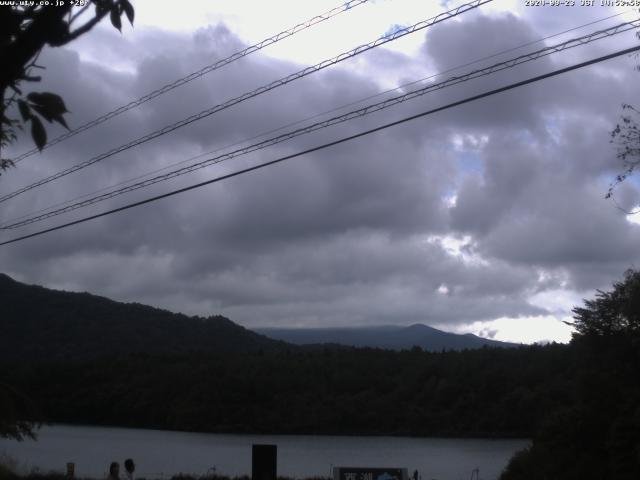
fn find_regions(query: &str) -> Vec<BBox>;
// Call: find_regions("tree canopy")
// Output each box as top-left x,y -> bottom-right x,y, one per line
571,269 -> 640,337
608,105 -> 640,207
0,0 -> 134,175
502,269 -> 640,480
0,0 -> 134,441
606,32 -> 640,207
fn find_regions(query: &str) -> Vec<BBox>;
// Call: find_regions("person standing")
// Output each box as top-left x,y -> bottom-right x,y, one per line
107,462 -> 120,480
124,459 -> 135,480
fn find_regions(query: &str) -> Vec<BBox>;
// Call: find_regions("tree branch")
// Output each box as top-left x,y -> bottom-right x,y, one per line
0,6 -> 71,86
69,3 -> 92,26
64,10 -> 109,43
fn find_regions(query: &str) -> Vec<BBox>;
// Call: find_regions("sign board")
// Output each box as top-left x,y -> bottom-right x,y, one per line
333,467 -> 408,480
252,444 -> 277,480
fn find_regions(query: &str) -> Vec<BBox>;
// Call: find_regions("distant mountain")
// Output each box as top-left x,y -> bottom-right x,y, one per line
255,324 -> 519,351
0,273 -> 286,361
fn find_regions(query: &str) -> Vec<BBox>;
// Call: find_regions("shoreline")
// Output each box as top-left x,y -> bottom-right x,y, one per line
25,422 -> 531,442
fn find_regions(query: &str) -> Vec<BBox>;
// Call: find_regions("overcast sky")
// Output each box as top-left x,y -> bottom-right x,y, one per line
2,0 -> 640,343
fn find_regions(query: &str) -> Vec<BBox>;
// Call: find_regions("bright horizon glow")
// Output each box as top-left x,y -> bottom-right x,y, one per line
451,315 -> 575,344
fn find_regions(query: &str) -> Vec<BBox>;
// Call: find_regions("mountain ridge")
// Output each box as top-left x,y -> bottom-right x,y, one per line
0,273 -> 286,361
255,323 -> 519,351
0,273 -> 517,362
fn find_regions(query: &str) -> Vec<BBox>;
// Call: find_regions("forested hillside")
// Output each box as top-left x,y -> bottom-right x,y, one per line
0,272 -> 571,439
3,270 -> 639,479
4,344 -> 572,438
0,273 -> 285,361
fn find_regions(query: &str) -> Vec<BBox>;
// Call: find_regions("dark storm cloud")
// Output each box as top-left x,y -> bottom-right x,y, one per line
1,7 -> 640,340
437,12 -> 640,291
164,230 -> 547,326
421,12 -> 555,133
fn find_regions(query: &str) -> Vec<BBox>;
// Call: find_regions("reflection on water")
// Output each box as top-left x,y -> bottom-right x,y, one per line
0,425 -> 528,480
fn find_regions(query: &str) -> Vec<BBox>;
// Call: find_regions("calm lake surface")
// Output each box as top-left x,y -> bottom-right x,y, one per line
0,425 -> 528,480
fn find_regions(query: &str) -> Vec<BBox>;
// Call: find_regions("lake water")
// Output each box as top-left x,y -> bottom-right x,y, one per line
0,425 -> 528,480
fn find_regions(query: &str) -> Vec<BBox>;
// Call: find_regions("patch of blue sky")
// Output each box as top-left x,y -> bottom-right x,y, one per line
442,188 -> 458,208
596,170 -> 640,190
382,23 -> 407,39
441,151 -> 484,207
624,175 -> 640,189
457,150 -> 484,175
545,117 -> 562,144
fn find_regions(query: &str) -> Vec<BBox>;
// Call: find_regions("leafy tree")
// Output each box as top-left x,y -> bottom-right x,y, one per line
0,0 -> 134,176
607,30 -> 640,207
0,0 -> 134,441
608,105 -> 640,206
570,269 -> 640,337
501,270 -> 640,480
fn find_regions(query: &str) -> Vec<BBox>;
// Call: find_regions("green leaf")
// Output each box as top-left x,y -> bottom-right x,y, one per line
52,114 -> 69,130
26,92 -> 68,117
110,5 -> 122,32
31,104 -> 55,123
27,92 -> 70,130
94,0 -> 109,15
30,116 -> 47,151
29,104 -> 69,129
17,100 -> 31,122
121,0 -> 134,25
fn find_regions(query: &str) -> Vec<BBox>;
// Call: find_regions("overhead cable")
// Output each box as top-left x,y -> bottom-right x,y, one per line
10,0 -> 372,163
0,0 -> 493,205
4,10 -> 629,229
1,44 -> 638,247
6,7 -> 629,227
3,19 -> 638,230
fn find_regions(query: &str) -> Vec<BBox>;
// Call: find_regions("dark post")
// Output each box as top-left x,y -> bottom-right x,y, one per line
66,462 -> 75,478
252,444 -> 277,480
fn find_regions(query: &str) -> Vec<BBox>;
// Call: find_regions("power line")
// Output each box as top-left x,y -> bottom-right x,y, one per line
10,0 -> 372,163
3,19 -> 638,230
2,44 -> 638,247
5,9 -> 629,227
0,0 -> 492,205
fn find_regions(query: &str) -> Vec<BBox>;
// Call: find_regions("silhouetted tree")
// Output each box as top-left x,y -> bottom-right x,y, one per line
0,0 -> 134,441
570,269 -> 640,337
607,29 -> 640,208
501,270 -> 640,480
608,104 -> 640,206
0,0 -> 134,175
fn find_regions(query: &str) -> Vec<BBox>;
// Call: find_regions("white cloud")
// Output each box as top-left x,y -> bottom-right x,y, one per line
527,288 -> 584,316
627,212 -> 640,225
454,315 -> 575,344
426,235 -> 489,266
